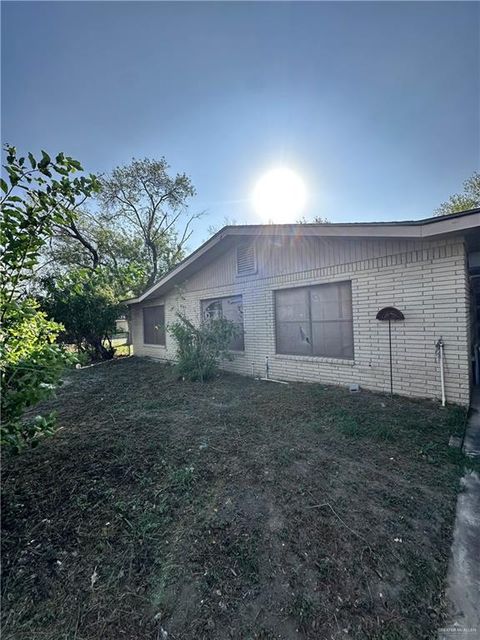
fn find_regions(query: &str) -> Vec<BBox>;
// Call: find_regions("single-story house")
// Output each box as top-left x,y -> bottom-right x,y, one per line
125,208 -> 480,406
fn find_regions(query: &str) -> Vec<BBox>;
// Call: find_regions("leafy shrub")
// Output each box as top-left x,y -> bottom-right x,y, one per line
41,267 -> 124,362
0,145 -> 99,451
0,299 -> 77,452
169,313 -> 240,381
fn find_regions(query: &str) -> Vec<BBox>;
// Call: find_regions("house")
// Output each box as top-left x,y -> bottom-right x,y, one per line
115,316 -> 129,334
125,209 -> 480,406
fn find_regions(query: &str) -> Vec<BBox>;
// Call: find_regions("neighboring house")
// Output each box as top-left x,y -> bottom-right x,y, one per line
115,317 -> 129,334
125,209 -> 480,406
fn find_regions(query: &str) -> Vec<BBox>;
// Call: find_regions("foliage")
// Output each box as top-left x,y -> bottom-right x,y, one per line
41,268 -> 124,361
296,215 -> 329,223
99,157 -> 199,289
434,171 -> 480,216
0,299 -> 76,452
0,144 -> 99,450
1,144 -> 100,306
169,313 -> 239,381
48,209 -> 152,298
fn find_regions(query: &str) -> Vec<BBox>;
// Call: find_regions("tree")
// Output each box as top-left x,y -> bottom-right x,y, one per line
434,172 -> 480,216
99,158 -> 199,290
42,268 -> 123,361
296,215 -> 329,224
0,145 -> 99,450
47,209 -> 151,297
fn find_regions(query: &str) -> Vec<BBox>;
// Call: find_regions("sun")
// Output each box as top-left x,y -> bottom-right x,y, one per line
252,167 -> 307,223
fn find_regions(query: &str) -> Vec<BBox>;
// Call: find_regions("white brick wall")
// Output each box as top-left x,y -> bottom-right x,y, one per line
130,236 -> 471,406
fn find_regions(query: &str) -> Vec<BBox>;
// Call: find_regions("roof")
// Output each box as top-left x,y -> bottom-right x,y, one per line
125,207 -> 480,305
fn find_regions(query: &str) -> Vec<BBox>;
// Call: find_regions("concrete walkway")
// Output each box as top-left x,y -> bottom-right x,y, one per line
439,388 -> 480,640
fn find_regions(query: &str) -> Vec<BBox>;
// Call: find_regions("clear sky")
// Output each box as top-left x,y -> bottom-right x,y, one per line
2,1 -> 479,247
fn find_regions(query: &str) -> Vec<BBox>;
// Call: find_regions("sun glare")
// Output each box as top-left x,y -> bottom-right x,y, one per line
252,167 -> 307,223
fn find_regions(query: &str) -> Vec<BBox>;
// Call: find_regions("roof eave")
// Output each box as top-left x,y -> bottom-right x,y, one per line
126,208 -> 480,306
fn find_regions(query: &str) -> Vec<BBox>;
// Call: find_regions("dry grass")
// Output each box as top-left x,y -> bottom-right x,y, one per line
1,357 -> 471,639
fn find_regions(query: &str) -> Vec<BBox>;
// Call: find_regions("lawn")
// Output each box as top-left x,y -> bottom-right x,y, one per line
1,357 -> 470,639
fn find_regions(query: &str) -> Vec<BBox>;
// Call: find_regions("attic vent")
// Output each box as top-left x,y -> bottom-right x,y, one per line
236,244 -> 256,275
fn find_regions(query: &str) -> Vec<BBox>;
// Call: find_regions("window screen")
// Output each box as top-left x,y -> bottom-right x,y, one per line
202,295 -> 244,351
275,281 -> 353,359
143,305 -> 166,345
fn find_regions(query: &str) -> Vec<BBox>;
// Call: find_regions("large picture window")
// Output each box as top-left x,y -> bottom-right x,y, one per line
201,295 -> 244,351
143,305 -> 166,345
275,281 -> 353,359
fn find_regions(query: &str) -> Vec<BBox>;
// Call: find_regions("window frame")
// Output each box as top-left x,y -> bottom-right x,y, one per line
274,281 -> 354,361
201,294 -> 245,352
142,304 -> 166,346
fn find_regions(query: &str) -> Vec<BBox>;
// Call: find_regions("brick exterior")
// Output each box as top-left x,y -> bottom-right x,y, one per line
130,236 -> 471,406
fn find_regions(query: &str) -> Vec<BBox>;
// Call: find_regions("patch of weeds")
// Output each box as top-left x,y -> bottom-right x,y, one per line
150,561 -> 177,611
419,442 -> 477,471
369,629 -> 409,640
445,404 -> 467,436
321,407 -> 359,433
288,594 -> 316,628
314,557 -> 335,581
418,441 -> 443,464
323,406 -> 398,442
400,553 -> 440,608
233,537 -> 259,581
169,465 -> 195,491
274,447 -> 295,465
135,503 -> 169,539
73,494 -> 91,510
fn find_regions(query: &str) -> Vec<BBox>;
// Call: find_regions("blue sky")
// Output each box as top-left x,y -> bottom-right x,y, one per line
2,1 -> 479,247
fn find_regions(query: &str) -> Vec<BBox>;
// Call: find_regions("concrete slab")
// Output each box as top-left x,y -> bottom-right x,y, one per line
439,470 -> 480,639
438,389 -> 480,639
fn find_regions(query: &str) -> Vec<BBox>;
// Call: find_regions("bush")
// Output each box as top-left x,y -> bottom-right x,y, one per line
0,299 -> 77,452
0,145 -> 99,451
169,313 -> 240,381
41,268 -> 124,362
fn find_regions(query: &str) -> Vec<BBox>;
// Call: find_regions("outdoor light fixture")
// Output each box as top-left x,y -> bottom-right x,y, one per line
376,306 -> 405,396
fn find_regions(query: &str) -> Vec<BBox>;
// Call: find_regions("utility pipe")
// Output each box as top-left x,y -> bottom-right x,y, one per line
257,355 -> 288,384
435,337 -> 446,407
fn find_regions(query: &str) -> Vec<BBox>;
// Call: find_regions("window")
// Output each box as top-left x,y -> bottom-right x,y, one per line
275,281 -> 353,359
143,305 -> 165,345
201,295 -> 244,351
236,244 -> 256,275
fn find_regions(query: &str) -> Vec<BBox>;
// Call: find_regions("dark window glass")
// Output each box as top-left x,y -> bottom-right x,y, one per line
143,305 -> 165,345
275,282 -> 353,359
202,295 -> 244,351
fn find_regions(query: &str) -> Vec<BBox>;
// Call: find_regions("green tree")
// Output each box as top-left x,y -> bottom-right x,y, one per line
434,172 -> 480,216
48,209 -> 150,297
99,158 -> 200,289
41,268 -> 124,361
1,145 -> 99,451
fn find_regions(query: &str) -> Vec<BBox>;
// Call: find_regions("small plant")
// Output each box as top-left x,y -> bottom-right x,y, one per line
169,312 -> 240,382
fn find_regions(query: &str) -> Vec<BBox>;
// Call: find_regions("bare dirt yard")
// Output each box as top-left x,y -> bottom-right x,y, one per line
1,357 -> 472,639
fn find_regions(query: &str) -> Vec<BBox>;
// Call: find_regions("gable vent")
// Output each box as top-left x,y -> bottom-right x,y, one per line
236,244 -> 256,275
